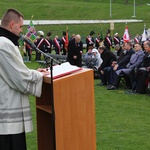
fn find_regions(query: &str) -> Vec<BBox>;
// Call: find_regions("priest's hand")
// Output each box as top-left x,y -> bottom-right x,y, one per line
37,68 -> 50,76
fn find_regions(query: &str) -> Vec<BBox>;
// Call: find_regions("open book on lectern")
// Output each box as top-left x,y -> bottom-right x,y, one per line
46,62 -> 82,79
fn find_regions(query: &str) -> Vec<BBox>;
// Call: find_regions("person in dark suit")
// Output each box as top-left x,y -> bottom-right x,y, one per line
113,33 -> 121,46
86,31 -> 95,52
53,35 -> 61,54
104,32 -> 112,50
107,42 -> 135,90
61,31 -> 67,55
97,46 -> 117,85
95,33 -> 103,49
24,43 -> 32,61
67,34 -> 83,67
45,31 -> 53,54
35,31 -> 53,61
34,31 -> 45,61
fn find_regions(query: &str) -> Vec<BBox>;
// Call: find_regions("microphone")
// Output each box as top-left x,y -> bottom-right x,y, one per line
19,34 -> 37,50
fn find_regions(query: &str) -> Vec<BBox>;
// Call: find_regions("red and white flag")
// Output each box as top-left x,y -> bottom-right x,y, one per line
123,25 -> 130,42
65,26 -> 69,50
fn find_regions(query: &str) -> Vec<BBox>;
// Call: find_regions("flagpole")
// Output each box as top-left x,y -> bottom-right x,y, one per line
132,0 -> 136,17
110,0 -> 112,18
31,15 -> 33,20
99,21 -> 103,39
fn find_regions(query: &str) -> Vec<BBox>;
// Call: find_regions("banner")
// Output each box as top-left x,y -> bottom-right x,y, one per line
25,19 -> 36,42
65,26 -> 69,50
141,27 -> 147,42
123,25 -> 130,42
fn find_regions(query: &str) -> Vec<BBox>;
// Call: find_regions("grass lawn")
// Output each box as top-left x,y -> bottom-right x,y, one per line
0,0 -> 150,39
24,54 -> 150,150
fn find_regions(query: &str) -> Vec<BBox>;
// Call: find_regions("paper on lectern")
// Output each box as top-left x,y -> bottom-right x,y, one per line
46,62 -> 82,79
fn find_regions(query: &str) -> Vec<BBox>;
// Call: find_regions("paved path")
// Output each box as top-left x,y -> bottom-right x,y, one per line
22,19 -> 143,25
0,19 -> 143,25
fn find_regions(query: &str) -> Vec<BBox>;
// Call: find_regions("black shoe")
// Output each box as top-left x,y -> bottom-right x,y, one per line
107,85 -> 116,90
107,84 -> 112,88
124,90 -> 137,94
97,82 -> 107,86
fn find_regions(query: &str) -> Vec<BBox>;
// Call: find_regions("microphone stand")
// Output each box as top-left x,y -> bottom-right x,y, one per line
34,47 -> 59,150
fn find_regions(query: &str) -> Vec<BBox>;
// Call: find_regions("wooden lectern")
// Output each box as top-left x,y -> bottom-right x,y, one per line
36,68 -> 96,150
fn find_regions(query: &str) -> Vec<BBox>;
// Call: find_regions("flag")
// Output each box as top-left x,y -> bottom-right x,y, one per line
25,19 -> 36,42
65,26 -> 69,50
141,27 -> 147,42
99,24 -> 103,40
123,25 -> 130,42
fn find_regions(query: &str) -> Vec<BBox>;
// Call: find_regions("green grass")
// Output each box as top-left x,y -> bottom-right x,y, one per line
24,54 -> 150,150
0,0 -> 150,41
94,80 -> 150,149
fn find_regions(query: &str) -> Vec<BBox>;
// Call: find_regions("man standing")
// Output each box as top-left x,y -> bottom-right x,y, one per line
53,35 -> 61,54
67,34 -> 83,67
0,8 -> 49,150
34,30 -> 45,61
104,32 -> 112,50
86,31 -> 95,52
61,31 -> 67,55
95,33 -> 103,49
45,31 -> 53,54
113,33 -> 120,46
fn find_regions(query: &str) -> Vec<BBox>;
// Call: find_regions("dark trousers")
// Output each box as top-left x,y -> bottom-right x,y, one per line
128,68 -> 149,93
104,66 -> 113,85
122,72 -> 132,88
25,47 -> 32,61
113,75 -> 121,88
136,70 -> 149,94
126,69 -> 137,91
36,51 -> 41,61
0,132 -> 27,150
111,66 -> 126,86
62,48 -> 66,55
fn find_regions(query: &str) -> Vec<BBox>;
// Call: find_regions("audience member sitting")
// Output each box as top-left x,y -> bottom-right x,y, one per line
91,48 -> 103,70
84,46 -> 93,59
114,44 -> 123,59
107,42 -> 135,90
97,46 -> 117,86
83,47 -> 102,70
126,42 -> 150,94
108,43 -> 145,90
102,43 -> 126,87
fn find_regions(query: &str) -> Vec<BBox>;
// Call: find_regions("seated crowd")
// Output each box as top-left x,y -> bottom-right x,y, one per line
97,41 -> 150,95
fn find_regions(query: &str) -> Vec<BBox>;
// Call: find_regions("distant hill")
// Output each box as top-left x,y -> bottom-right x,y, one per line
0,0 -> 150,39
